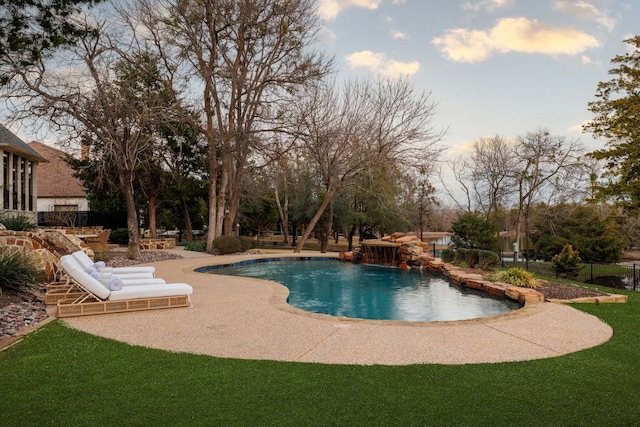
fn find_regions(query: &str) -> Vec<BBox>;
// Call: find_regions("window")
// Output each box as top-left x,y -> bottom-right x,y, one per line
12,155 -> 17,210
2,152 -> 8,209
20,158 -> 26,210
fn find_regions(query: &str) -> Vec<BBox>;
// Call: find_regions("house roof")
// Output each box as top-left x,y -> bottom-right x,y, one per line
0,124 -> 46,162
28,141 -> 87,198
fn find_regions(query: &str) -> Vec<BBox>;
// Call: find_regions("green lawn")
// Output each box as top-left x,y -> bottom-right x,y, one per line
2,291 -> 639,426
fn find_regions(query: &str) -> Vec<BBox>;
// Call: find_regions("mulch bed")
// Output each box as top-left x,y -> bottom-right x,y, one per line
536,281 -> 609,300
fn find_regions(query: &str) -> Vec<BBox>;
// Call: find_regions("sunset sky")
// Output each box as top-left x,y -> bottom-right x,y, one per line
317,0 -> 638,160
4,0 -> 639,194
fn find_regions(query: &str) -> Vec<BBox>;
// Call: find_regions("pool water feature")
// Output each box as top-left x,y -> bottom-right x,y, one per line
202,258 -> 521,322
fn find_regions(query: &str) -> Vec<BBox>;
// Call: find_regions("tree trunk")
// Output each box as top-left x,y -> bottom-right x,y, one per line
291,221 -> 297,247
320,199 -> 334,253
294,187 -> 340,253
347,224 -> 356,251
148,191 -> 157,239
225,174 -> 242,236
216,148 -> 230,236
274,179 -> 290,246
180,195 -> 194,243
206,138 -> 218,253
121,170 -> 140,259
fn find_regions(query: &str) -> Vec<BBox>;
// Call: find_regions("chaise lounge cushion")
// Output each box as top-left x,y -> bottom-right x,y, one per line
107,283 -> 193,301
96,268 -> 157,280
61,258 -> 110,299
61,255 -> 166,286
71,251 -> 156,276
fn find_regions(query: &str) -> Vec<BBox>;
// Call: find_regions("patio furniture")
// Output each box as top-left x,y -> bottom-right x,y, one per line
71,250 -> 156,276
54,257 -> 192,318
83,229 -> 111,253
46,255 -> 165,306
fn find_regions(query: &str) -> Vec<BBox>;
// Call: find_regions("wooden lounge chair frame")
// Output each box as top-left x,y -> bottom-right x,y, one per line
56,293 -> 191,318
45,281 -> 84,305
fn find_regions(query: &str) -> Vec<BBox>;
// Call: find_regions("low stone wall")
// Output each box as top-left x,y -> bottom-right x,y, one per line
342,247 -> 627,306
140,238 -> 176,250
426,258 -> 627,305
0,231 -> 62,281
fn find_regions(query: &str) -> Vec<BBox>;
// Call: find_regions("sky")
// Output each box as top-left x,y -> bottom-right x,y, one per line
315,0 -> 638,162
4,0 -> 638,202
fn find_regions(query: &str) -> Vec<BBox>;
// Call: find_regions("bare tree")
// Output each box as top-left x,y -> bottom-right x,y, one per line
292,77 -> 444,253
268,142 -> 294,246
469,135 -> 516,219
511,128 -> 583,260
128,0 -> 333,252
446,135 -> 516,218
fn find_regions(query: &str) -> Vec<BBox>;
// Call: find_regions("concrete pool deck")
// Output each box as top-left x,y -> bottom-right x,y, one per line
57,249 -> 614,365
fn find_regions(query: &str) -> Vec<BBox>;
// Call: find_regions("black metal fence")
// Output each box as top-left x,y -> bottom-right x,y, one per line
37,211 -> 127,229
501,259 -> 639,292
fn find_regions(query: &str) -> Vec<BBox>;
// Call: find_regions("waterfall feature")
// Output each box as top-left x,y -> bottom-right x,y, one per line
360,240 -> 400,266
340,233 -> 438,269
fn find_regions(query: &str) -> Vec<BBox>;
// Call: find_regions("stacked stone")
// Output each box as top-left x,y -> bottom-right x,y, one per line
139,238 -> 177,250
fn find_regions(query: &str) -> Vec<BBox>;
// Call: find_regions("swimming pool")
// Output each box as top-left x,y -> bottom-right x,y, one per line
201,258 -> 521,322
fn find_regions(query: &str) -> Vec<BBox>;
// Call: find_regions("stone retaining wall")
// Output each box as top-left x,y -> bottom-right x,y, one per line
342,248 -> 628,306
426,258 -> 627,305
0,231 -> 62,281
139,238 -> 176,250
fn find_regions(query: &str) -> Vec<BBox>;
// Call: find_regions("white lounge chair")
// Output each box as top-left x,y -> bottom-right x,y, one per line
60,255 -> 164,285
71,250 -> 156,276
47,255 -> 167,305
55,257 -> 192,318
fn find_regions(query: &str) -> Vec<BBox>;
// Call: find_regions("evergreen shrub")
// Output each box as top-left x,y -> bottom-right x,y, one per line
441,248 -> 455,263
477,250 -> 499,270
185,241 -> 207,252
109,228 -> 129,245
464,249 -> 480,268
552,243 -> 583,279
454,248 -> 467,265
213,235 -> 242,254
238,236 -> 257,251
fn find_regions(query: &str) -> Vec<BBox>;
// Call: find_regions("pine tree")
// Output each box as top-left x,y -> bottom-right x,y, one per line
584,35 -> 640,212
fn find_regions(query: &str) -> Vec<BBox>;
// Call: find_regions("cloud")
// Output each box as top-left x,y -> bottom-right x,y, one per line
581,55 -> 600,66
319,26 -> 337,45
553,1 -> 616,32
432,29 -> 494,63
432,17 -> 600,63
346,50 -> 420,77
391,30 -> 408,40
461,0 -> 514,13
569,119 -> 591,133
317,0 -> 383,21
448,139 -> 477,156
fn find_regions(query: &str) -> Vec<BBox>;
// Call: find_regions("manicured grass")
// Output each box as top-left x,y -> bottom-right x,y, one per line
2,291 -> 640,426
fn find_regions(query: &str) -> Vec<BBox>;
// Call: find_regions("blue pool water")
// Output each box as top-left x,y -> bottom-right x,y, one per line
201,258 -> 521,322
